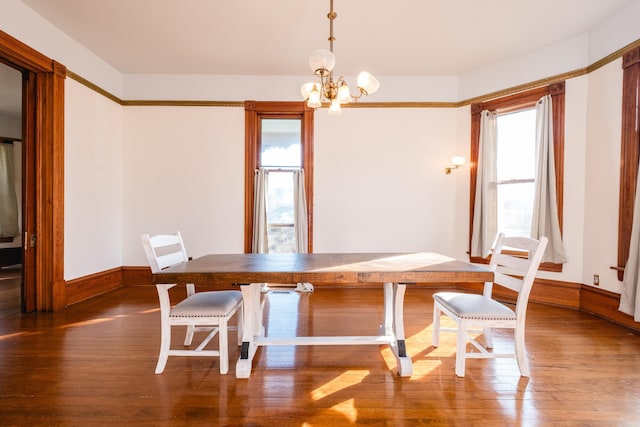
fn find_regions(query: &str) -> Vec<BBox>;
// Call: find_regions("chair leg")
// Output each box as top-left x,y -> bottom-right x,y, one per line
155,321 -> 172,374
483,326 -> 494,349
455,321 -> 466,377
514,327 -> 530,377
219,319 -> 229,375
184,325 -> 195,346
432,304 -> 441,347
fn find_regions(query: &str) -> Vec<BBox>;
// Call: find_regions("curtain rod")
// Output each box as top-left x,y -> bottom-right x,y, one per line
0,136 -> 21,143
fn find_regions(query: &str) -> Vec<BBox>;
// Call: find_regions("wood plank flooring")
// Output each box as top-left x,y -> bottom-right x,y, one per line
1,283 -> 639,426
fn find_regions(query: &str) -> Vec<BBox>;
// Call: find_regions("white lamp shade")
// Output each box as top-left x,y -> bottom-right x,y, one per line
300,82 -> 316,100
451,156 -> 465,166
337,83 -> 351,104
309,49 -> 335,75
307,85 -> 322,108
328,98 -> 342,116
356,71 -> 380,95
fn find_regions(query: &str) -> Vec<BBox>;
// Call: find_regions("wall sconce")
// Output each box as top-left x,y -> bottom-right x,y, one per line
445,156 -> 465,174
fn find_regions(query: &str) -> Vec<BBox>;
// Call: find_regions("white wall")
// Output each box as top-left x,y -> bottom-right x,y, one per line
547,76 -> 589,284
582,60 -> 624,293
121,106 -> 245,265
122,74 -> 461,103
313,107 -> 463,255
64,79 -> 123,279
5,0 -> 640,292
60,66 -> 626,289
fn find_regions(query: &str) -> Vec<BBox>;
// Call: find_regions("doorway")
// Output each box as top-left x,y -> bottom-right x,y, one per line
0,29 -> 66,312
0,62 -> 23,315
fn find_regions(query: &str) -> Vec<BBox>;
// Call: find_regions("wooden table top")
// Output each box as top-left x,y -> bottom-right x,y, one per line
152,252 -> 493,286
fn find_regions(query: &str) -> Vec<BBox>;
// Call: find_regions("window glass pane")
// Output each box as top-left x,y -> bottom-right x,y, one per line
496,109 -> 536,181
267,172 -> 294,224
497,182 -> 534,237
496,108 -> 536,238
260,119 -> 301,253
261,119 -> 301,168
266,171 -> 295,253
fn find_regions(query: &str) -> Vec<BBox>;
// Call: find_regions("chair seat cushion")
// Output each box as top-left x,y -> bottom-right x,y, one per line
433,292 -> 515,320
170,290 -> 242,318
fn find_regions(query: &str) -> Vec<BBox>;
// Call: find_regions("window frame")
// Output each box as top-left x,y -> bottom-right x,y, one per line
469,82 -> 565,271
244,101 -> 314,254
617,47 -> 640,280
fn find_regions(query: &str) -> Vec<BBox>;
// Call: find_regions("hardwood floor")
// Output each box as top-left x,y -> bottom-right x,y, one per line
0,284 -> 639,426
0,267 -> 21,316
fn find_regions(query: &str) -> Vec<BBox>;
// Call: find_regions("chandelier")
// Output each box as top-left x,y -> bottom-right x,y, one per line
300,0 -> 380,116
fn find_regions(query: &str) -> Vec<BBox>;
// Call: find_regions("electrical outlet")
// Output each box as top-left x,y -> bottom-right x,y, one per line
593,274 -> 600,286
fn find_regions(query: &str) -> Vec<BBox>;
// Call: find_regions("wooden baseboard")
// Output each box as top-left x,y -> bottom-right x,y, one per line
121,266 -> 152,286
457,277 -> 582,309
65,267 -> 122,306
580,285 -> 640,333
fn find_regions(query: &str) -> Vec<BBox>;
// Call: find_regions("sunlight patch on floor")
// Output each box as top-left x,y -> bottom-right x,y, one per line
0,330 -> 41,340
329,398 -> 357,423
311,370 -> 370,402
59,317 -> 113,328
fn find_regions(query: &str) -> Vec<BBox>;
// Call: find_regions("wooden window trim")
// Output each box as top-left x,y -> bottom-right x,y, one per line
244,101 -> 314,253
469,82 -> 565,272
617,47 -> 640,280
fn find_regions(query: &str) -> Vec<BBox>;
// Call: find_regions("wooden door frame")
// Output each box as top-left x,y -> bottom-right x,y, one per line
0,29 -> 65,311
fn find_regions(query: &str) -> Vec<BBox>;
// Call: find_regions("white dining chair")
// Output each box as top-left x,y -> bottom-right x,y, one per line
141,231 -> 243,374
432,233 -> 548,377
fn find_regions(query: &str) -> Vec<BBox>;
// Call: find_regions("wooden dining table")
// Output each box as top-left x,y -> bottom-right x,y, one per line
152,252 -> 494,378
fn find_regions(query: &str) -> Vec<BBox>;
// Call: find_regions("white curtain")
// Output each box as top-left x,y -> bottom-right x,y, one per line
0,143 -> 19,238
531,95 -> 567,263
471,110 -> 498,257
620,167 -> 640,320
252,169 -> 269,254
292,169 -> 308,254
293,169 -> 313,292
252,169 -> 313,292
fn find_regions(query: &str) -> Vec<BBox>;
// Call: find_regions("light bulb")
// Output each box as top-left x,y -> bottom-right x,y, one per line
328,98 -> 342,116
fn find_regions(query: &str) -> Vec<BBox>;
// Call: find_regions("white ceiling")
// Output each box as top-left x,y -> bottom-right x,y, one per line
18,0 -> 634,76
0,0 -> 634,120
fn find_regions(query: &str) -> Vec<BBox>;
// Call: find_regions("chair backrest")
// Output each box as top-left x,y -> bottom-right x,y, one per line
141,232 -> 189,273
487,233 -> 548,317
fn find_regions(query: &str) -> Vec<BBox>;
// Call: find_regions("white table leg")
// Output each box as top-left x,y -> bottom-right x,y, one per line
392,283 -> 413,377
380,282 -> 394,336
236,283 -> 262,378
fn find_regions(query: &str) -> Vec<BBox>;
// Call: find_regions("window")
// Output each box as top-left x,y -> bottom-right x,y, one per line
244,101 -> 314,253
496,108 -> 537,237
261,119 -> 300,253
470,82 -> 565,271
